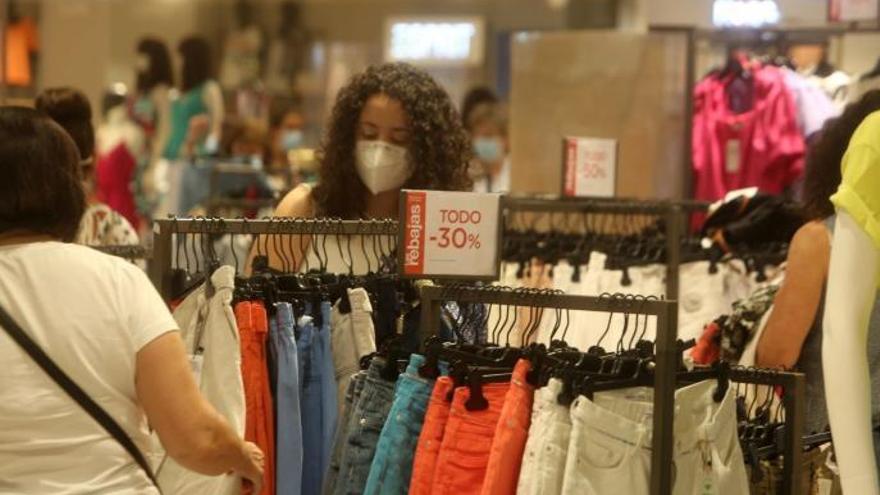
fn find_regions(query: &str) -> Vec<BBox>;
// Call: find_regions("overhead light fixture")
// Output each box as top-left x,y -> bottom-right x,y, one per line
712,0 -> 781,28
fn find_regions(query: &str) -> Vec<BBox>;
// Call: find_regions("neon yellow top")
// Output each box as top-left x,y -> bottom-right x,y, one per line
832,111 -> 880,250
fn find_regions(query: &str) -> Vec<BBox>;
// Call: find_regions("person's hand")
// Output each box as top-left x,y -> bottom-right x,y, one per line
238,441 -> 265,494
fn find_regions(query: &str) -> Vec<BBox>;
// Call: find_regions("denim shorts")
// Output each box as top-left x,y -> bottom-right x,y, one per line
332,357 -> 396,495
364,354 -> 436,495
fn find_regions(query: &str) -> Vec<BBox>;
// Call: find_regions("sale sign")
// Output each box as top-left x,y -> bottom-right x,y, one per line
562,136 -> 618,198
399,190 -> 502,280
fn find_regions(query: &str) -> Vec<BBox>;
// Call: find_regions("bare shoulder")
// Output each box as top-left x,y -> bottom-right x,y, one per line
788,220 -> 831,264
274,184 -> 316,219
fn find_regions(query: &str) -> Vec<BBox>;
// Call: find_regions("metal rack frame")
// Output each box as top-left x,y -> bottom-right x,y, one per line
728,367 -> 806,495
149,217 -> 398,299
420,285 -> 807,495
502,195 -> 709,300
419,285 -> 680,495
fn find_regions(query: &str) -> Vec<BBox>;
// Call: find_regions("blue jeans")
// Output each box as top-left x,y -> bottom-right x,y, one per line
298,303 -> 337,495
324,371 -> 368,495
332,357 -> 396,495
271,303 -> 303,495
363,354 -> 436,495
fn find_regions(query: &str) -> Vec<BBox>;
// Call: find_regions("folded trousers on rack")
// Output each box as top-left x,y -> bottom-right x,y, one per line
747,444 -> 841,495
330,287 -> 376,412
270,302 -> 303,495
516,378 -> 571,495
297,302 -> 337,495
324,371 -> 368,495
409,376 -> 455,495
481,359 -> 534,495
364,354 -> 437,495
560,380 -> 748,495
430,381 -> 511,495
332,357 -> 396,495
235,300 -> 276,495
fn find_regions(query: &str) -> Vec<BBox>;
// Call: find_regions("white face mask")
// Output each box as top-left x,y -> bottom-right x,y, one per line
355,140 -> 411,194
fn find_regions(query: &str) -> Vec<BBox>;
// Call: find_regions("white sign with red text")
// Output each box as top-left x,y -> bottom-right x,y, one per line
562,136 -> 618,198
400,190 -> 501,279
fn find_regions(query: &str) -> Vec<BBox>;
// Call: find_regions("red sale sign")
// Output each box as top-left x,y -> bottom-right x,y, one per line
399,190 -> 502,280
562,136 -> 618,198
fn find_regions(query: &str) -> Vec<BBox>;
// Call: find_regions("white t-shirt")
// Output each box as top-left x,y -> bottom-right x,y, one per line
0,241 -> 178,494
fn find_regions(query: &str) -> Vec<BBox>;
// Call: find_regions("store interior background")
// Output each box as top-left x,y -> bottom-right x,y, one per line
7,0 -> 880,200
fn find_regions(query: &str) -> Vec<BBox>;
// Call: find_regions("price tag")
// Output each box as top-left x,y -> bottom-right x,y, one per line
399,190 -> 502,280
562,136 -> 618,198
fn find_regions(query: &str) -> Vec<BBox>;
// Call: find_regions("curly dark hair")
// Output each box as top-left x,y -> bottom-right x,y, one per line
802,89 -> 880,221
312,63 -> 473,218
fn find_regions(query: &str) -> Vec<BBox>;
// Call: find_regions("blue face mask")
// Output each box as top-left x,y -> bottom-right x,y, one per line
473,137 -> 503,162
280,130 -> 304,151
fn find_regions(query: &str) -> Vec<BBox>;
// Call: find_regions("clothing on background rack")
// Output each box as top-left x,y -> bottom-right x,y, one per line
693,60 -> 806,204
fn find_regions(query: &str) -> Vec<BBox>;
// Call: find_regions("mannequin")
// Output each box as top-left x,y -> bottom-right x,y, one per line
823,212 -> 880,491
823,111 -> 880,493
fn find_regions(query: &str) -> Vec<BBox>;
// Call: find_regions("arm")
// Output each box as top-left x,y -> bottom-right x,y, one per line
823,211 -> 880,493
151,86 -> 172,164
203,81 -> 225,153
136,332 -> 263,485
244,184 -> 314,274
756,222 -> 830,368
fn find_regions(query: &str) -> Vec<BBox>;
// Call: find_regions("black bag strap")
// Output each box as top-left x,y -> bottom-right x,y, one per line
0,303 -> 161,491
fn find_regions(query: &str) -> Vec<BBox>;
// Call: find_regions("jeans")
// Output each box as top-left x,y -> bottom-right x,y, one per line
333,357 -> 396,495
271,302 -> 303,495
409,377 -> 455,495
297,302 -> 338,495
560,380 -> 748,495
364,355 -> 436,495
516,378 -> 571,495
330,288 -> 377,411
324,371 -> 368,495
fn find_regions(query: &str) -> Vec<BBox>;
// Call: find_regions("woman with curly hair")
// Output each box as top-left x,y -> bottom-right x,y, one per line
262,62 -> 472,272
756,89 -> 880,436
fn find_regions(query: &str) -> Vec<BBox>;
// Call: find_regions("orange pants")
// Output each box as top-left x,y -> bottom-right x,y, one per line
409,377 -> 455,495
430,381 -> 510,495
480,359 -> 535,495
235,301 -> 276,495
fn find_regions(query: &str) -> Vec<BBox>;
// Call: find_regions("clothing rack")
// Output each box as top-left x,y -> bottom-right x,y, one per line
91,244 -> 152,260
149,217 -> 399,300
502,195 -> 710,301
728,366 -> 806,495
419,284 -> 680,495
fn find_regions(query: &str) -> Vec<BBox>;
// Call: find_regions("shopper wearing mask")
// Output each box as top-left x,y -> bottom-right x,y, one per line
36,87 -> 140,247
260,62 -> 472,273
467,102 -> 511,193
756,90 -> 880,438
268,99 -> 306,170
0,106 -> 264,493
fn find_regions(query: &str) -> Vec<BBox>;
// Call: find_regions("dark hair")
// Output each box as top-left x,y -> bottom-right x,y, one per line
136,38 -> 174,93
35,87 -> 95,161
179,37 -> 213,92
802,89 -> 880,220
0,107 -> 85,242
312,63 -> 473,218
461,86 -> 498,129
269,95 -> 303,129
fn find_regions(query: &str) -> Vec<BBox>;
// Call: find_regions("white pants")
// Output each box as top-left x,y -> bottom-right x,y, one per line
517,379 -> 572,495
156,265 -> 245,495
561,380 -> 748,495
330,287 -> 376,410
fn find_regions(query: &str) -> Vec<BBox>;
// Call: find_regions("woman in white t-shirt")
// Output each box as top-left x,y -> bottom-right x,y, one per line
0,107 -> 263,493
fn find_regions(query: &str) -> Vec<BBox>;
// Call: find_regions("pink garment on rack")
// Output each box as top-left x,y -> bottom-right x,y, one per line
692,64 -> 805,204
95,142 -> 140,230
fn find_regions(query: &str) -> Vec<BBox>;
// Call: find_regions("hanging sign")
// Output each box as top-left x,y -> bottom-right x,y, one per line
562,136 -> 618,198
829,0 -> 879,22
399,190 -> 502,280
